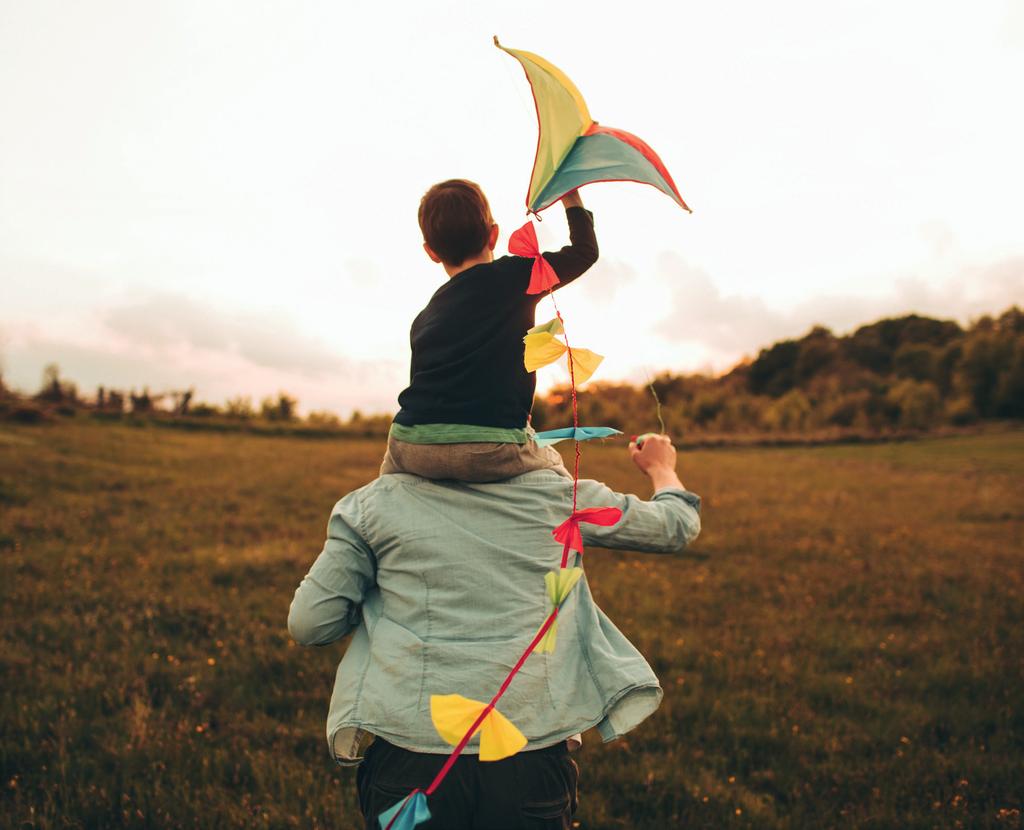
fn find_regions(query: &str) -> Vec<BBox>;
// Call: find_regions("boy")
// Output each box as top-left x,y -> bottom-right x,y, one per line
380,179 -> 598,482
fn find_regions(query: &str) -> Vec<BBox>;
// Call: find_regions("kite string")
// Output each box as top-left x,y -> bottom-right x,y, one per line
421,608 -> 560,797
387,276 -> 585,827
384,609 -> 561,828
646,371 -> 666,435
549,293 -> 580,524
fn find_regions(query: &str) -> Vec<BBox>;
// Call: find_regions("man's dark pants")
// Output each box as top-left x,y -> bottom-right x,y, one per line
357,738 -> 579,829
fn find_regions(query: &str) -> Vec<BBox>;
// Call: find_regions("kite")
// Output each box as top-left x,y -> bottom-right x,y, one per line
524,317 -> 603,384
376,39 -> 689,830
495,37 -> 690,215
533,426 -> 622,447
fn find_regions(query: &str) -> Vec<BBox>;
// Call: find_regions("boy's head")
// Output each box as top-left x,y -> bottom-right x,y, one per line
418,179 -> 498,268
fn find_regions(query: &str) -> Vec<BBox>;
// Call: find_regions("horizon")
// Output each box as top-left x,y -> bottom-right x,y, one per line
7,302 -> 1019,417
2,1 -> 1022,417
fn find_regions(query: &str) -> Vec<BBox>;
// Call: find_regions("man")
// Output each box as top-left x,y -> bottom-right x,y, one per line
288,435 -> 701,829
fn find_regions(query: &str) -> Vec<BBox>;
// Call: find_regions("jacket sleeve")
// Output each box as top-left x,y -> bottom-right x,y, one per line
542,206 -> 599,289
287,490 -> 377,646
575,479 -> 702,554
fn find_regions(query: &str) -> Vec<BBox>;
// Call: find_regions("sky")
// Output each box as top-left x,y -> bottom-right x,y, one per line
1,0 -> 1022,415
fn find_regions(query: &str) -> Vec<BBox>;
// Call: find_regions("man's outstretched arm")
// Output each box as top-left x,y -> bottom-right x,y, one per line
578,435 -> 701,554
287,491 -> 377,646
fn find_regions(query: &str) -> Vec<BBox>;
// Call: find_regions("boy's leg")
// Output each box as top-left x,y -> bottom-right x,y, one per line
443,441 -> 572,482
382,436 -> 572,482
518,439 -> 573,479
380,436 -> 459,479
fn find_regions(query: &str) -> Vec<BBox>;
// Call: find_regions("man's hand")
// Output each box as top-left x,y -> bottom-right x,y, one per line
561,189 -> 584,210
628,434 -> 685,492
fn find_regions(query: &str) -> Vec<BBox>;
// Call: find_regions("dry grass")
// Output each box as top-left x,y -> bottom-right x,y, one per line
1,421 -> 1021,829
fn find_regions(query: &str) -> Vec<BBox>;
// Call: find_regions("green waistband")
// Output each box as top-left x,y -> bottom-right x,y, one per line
389,422 -> 529,445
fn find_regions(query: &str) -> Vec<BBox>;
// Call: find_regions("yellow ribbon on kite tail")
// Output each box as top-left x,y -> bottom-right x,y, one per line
535,567 -> 584,654
523,319 -> 603,384
430,694 -> 528,762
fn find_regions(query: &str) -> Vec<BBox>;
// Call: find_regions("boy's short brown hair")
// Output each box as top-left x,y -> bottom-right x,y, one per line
418,179 -> 493,267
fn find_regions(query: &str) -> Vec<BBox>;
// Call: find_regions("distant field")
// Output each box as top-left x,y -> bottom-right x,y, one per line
1,421 -> 1022,829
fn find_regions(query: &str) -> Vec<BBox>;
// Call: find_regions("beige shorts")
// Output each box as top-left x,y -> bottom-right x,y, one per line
380,435 -> 572,482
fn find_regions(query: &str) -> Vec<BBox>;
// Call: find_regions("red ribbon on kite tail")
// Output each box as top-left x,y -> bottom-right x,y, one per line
509,222 -> 559,294
552,507 -> 624,559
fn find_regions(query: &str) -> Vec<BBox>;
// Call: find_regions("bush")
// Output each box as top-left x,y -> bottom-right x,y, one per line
761,389 -> 811,432
945,396 -> 978,426
224,397 -> 255,420
261,393 -> 297,422
821,390 -> 871,428
888,379 -> 942,430
8,403 -> 48,424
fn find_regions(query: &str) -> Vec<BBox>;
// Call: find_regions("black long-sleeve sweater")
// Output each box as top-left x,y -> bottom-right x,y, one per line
394,207 -> 598,429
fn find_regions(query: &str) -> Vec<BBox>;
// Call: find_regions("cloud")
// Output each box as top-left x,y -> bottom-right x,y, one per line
2,292 -> 405,415
570,258 -> 638,300
652,254 -> 787,352
654,252 -> 1024,364
102,293 -> 347,376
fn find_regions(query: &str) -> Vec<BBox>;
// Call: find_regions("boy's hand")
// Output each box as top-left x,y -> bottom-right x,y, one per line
561,189 -> 584,210
628,434 -> 685,492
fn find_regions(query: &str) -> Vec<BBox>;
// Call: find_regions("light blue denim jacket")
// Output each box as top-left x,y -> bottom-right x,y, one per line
287,469 -> 702,765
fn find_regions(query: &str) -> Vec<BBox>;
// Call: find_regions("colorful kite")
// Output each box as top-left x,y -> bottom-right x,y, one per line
377,39 -> 689,830
495,37 -> 690,215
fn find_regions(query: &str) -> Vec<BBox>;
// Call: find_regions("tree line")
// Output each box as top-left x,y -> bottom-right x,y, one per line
2,306 -> 1021,439
531,306 -> 1024,436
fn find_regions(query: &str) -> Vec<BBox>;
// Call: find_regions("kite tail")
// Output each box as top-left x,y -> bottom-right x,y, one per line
379,219 -> 621,830
423,609 -> 559,795
550,294 -> 581,523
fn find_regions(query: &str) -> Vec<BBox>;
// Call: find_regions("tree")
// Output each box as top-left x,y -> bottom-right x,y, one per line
794,326 -> 838,384
888,379 -> 942,430
36,363 -> 77,404
130,388 -> 153,413
224,396 -> 255,420
761,389 -> 811,432
893,343 -> 938,382
748,339 -> 800,397
958,330 -> 1013,417
995,336 -> 1024,417
170,388 -> 194,416
261,393 -> 297,422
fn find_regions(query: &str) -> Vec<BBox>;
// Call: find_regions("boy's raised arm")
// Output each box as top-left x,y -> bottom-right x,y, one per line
287,491 -> 377,646
541,190 -> 599,287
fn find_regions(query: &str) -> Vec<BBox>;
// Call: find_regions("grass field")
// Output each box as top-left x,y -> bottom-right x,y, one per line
1,421 -> 1022,829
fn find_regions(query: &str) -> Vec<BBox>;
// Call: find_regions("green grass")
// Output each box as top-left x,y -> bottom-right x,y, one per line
1,422 -> 1022,829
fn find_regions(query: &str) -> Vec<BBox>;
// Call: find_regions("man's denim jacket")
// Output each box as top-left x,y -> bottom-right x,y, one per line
287,469 -> 702,765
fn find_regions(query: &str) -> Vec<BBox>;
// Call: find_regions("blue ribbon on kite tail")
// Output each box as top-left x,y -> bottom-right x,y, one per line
533,426 -> 623,448
378,790 -> 431,830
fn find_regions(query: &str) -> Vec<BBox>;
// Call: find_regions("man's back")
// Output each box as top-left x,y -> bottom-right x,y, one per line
287,467 -> 701,762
